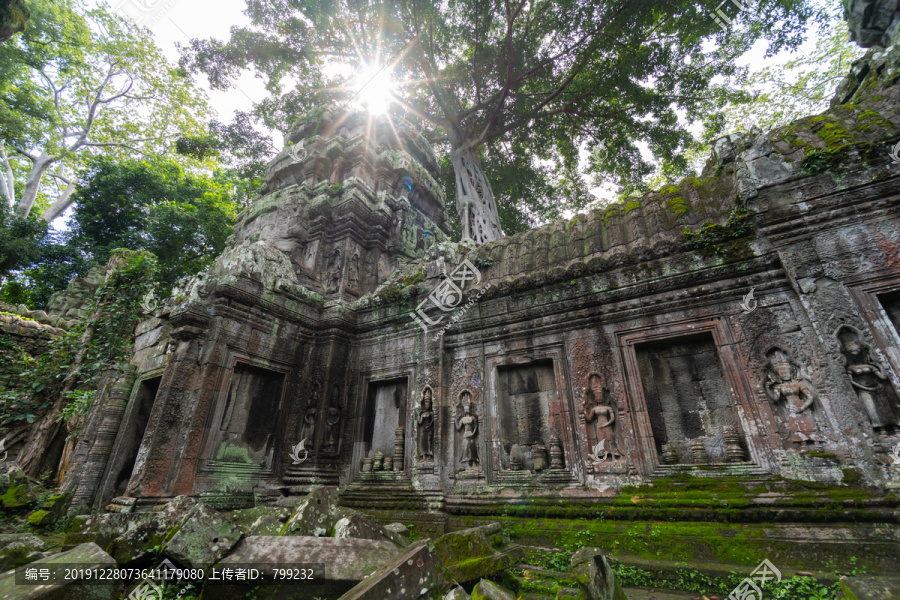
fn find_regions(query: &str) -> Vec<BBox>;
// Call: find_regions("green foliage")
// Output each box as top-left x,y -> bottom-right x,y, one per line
56,389 -> 94,438
180,0 -> 820,232
0,0 -> 212,219
682,205 -> 756,255
0,211 -> 47,276
216,441 -> 253,464
647,0 -> 862,191
0,249 -> 157,432
70,156 -> 237,291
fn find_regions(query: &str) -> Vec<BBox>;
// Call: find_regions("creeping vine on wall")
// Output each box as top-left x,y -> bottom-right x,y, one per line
0,249 -> 158,435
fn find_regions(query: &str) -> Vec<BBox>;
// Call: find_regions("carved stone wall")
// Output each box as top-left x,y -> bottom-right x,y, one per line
66,30 -> 900,512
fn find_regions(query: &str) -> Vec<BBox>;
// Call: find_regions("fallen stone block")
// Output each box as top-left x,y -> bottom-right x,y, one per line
471,579 -> 516,600
337,541 -> 440,599
384,523 -> 411,546
0,534 -> 45,572
555,587 -> 588,599
839,575 -> 900,599
282,486 -> 340,536
570,548 -> 627,600
225,506 -> 291,535
0,465 -> 37,510
62,514 -> 130,550
434,523 -> 515,583
333,512 -> 406,547
219,535 -> 402,585
108,496 -> 200,565
444,586 -> 471,599
0,542 -> 120,600
163,503 -> 244,569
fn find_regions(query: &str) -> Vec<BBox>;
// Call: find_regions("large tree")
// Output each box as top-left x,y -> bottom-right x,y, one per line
181,0 -> 822,242
1,155 -> 242,309
0,0 -> 211,221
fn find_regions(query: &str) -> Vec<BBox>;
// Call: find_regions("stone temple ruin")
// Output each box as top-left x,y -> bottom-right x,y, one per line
2,3 -> 900,599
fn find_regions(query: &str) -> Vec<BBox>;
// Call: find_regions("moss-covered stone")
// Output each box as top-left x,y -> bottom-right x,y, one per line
471,579 -> 516,600
163,503 -> 244,569
0,533 -> 45,572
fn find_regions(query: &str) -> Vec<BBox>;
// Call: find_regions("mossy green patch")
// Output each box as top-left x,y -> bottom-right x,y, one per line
25,510 -> 49,526
0,484 -> 32,509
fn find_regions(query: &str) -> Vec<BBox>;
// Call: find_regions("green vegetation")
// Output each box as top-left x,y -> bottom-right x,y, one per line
682,205 -> 756,258
0,249 -> 156,475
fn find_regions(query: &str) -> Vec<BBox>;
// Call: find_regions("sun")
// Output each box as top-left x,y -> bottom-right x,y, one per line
353,66 -> 394,115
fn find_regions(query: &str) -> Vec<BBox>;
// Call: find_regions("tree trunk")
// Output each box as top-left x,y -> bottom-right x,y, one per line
15,156 -> 52,219
450,144 -> 504,244
41,180 -> 76,222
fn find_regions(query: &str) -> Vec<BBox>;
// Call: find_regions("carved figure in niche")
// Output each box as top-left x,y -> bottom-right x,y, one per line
363,252 -> 375,280
298,383 -> 320,447
304,240 -> 317,268
348,252 -> 360,288
326,246 -> 344,293
837,327 -> 900,435
583,373 -> 621,461
456,390 -> 479,470
764,348 -> 824,448
323,384 -> 342,452
416,387 -> 435,461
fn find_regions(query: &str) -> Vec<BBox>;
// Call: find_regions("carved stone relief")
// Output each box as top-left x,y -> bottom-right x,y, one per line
323,384 -> 343,454
583,373 -> 622,462
837,326 -> 900,435
298,382 -> 320,451
416,386 -> 435,461
455,390 -> 479,472
763,347 -> 824,450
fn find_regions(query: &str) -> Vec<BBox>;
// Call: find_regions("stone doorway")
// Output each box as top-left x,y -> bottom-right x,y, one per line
210,363 -> 286,470
354,378 -> 408,477
496,361 -> 556,471
635,333 -> 743,465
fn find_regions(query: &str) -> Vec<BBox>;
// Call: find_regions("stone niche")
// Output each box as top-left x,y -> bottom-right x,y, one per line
108,376 -> 160,498
205,363 -> 286,470
496,361 -> 557,472
635,333 -> 742,465
354,378 -> 407,474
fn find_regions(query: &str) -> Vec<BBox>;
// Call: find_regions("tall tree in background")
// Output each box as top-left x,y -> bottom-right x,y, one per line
181,0 -> 821,242
642,0 -> 863,192
0,0 -> 211,221
1,156 -> 241,309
